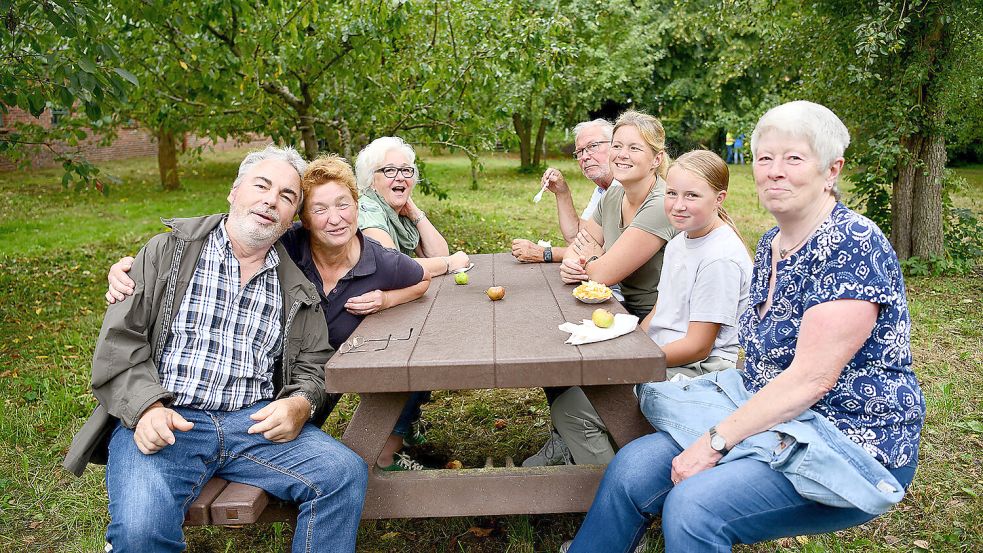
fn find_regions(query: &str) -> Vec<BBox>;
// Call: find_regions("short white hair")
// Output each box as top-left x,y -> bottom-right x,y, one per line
750,101 -> 850,198
573,118 -> 614,143
233,144 -> 307,202
354,136 -> 417,192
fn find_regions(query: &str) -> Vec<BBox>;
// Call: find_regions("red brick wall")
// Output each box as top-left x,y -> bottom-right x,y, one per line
0,106 -> 270,171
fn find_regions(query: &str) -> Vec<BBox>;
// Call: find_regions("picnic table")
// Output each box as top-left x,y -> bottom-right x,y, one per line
185,252 -> 665,525
327,252 -> 665,519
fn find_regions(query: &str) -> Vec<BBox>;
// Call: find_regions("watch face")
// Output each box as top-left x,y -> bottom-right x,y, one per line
711,433 -> 726,451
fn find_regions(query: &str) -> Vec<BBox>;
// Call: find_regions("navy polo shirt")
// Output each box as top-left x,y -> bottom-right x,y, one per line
280,223 -> 426,350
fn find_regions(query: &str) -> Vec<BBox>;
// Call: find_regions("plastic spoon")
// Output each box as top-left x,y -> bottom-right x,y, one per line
533,183 -> 548,203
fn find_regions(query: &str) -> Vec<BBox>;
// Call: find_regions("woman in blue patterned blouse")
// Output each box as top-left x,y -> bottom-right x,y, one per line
562,101 -> 925,553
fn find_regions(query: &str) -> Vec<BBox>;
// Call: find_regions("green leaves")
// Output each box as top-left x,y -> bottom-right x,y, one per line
113,68 -> 139,87
1,0 -> 137,190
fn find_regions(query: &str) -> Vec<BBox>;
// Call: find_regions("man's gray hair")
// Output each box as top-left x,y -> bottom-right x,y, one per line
355,136 -> 417,192
232,144 -> 308,202
750,101 -> 850,199
573,118 -> 614,143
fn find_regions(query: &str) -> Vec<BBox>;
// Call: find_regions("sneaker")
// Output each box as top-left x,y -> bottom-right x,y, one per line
379,452 -> 426,472
522,429 -> 572,467
402,419 -> 428,447
559,536 -> 648,553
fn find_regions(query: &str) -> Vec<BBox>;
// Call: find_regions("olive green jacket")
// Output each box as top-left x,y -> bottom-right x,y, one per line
63,214 -> 332,476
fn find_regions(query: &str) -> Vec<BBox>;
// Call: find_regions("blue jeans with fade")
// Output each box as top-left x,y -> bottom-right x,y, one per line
105,401 -> 368,553
392,391 -> 431,437
567,432 -> 917,553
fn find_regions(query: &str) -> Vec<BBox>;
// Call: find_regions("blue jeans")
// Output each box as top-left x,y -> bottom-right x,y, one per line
393,391 -> 431,437
105,401 -> 368,553
568,432 -> 917,553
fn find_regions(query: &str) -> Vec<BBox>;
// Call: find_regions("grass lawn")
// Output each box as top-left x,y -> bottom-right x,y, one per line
1,150 -> 980,552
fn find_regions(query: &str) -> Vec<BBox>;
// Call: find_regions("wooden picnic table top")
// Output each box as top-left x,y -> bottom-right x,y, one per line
325,253 -> 666,393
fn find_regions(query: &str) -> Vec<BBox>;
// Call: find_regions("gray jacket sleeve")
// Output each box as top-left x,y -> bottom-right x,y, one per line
90,235 -> 174,428
277,301 -> 333,415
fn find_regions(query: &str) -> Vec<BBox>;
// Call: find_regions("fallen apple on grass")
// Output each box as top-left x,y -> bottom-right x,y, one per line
486,286 -> 505,301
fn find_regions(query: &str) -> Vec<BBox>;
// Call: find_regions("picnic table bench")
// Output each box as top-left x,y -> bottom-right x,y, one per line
185,253 -> 665,526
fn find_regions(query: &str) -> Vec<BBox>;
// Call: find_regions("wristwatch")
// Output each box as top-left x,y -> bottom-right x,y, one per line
708,426 -> 730,456
289,391 -> 317,421
543,246 -> 553,263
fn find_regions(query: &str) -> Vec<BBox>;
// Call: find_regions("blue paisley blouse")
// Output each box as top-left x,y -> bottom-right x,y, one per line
740,203 -> 925,468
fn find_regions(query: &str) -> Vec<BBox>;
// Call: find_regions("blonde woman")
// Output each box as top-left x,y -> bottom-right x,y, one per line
559,110 -> 677,325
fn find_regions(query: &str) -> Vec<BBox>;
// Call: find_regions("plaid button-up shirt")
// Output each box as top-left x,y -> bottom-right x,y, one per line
158,222 -> 283,411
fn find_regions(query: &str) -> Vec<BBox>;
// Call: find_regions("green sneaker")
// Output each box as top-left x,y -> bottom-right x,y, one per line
402,419 -> 428,447
379,452 -> 426,472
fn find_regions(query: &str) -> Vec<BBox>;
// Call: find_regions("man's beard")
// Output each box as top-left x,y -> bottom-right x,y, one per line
584,164 -> 610,182
228,204 -> 288,248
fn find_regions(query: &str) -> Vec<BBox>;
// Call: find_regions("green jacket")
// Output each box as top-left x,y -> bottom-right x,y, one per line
63,214 -> 333,476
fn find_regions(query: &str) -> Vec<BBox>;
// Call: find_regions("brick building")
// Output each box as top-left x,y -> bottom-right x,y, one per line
0,106 -> 268,171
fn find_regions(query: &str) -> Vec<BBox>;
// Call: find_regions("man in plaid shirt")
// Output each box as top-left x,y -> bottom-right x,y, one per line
64,146 -> 367,552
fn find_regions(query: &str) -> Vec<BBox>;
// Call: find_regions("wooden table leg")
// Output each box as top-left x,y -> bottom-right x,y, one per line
340,392 -> 411,467
582,384 -> 655,448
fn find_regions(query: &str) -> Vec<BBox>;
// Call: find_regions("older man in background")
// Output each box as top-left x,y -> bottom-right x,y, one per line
511,118 -> 619,264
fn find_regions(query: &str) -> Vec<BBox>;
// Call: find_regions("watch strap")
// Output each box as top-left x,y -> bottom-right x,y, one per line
289,391 -> 317,421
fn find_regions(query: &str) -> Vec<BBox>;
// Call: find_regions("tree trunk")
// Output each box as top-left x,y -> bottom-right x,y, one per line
533,116 -> 548,167
891,132 -> 945,260
157,128 -> 180,190
298,110 -> 319,160
891,135 -> 920,260
469,152 -> 480,191
512,112 -> 532,168
911,132 -> 945,258
339,117 -> 353,162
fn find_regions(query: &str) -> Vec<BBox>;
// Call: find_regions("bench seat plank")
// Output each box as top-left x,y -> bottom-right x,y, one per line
184,477 -> 228,526
210,482 -> 270,525
361,465 -> 605,519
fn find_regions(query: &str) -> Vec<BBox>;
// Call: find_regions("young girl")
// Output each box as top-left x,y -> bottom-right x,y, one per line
648,149 -> 752,378
551,150 -> 752,465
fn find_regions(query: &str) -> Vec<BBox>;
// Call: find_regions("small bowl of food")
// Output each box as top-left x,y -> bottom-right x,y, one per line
572,280 -> 613,304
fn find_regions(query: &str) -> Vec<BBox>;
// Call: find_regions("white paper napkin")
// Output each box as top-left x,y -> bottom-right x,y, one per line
559,313 -> 638,345
537,240 -> 552,248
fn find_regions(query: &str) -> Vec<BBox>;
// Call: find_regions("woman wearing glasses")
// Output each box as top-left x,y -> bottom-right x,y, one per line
354,136 -> 470,277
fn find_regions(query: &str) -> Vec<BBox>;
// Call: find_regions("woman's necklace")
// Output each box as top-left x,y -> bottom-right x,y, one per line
777,202 -> 831,258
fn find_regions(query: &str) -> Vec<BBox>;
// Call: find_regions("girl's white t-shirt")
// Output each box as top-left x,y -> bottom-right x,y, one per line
647,224 -> 752,362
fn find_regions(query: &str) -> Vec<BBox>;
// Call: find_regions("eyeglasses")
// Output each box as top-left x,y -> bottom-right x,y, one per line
573,141 -> 606,159
375,166 -> 416,179
338,327 -> 414,354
